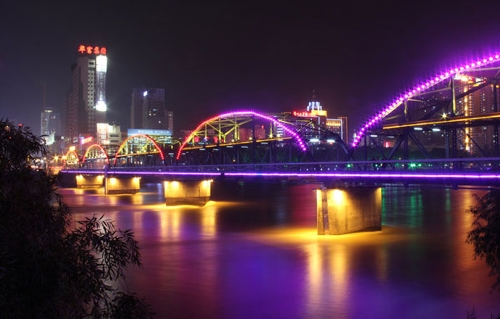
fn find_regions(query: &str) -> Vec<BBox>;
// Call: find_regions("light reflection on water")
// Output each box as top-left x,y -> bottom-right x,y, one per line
61,183 -> 499,319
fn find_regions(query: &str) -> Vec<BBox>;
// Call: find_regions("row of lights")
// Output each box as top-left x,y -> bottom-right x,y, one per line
352,53 -> 500,148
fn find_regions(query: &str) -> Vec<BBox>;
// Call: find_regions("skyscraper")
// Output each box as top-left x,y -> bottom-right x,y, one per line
63,45 -> 108,145
40,108 -> 61,137
142,88 -> 167,130
130,88 -> 145,129
131,88 -> 173,131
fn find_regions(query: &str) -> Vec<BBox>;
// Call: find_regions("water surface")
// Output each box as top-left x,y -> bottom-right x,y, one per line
62,182 -> 500,318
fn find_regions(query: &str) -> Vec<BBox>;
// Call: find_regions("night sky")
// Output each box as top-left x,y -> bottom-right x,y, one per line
2,0 -> 500,137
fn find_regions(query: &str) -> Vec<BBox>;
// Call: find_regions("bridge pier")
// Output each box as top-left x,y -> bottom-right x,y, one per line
316,186 -> 381,235
164,180 -> 212,206
76,174 -> 104,189
104,177 -> 141,194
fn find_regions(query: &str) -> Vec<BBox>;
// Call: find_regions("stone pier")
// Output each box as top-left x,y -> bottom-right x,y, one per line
104,177 -> 141,194
316,186 -> 382,235
76,174 -> 104,189
164,180 -> 212,206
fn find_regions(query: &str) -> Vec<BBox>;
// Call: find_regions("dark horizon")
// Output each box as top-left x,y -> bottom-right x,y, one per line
2,1 -> 500,136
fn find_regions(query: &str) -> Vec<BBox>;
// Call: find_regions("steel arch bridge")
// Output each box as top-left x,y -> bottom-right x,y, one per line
352,52 -> 500,161
81,144 -> 109,168
175,110 -> 314,165
113,134 -> 165,167
60,50 -> 500,169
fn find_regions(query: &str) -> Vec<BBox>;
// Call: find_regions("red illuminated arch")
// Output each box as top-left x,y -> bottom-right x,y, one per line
175,110 -> 308,160
81,144 -> 110,164
113,134 -> 165,166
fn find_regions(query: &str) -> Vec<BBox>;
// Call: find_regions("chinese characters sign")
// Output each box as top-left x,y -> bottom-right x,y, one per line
78,45 -> 107,55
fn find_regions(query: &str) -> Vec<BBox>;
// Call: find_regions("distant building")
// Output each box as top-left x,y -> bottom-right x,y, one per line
142,88 -> 166,130
130,88 -> 145,129
97,123 -> 123,155
40,108 -> 63,154
455,76 -> 498,155
127,128 -> 172,148
63,44 -> 108,145
41,108 -> 62,138
289,94 -> 348,143
131,88 -> 174,132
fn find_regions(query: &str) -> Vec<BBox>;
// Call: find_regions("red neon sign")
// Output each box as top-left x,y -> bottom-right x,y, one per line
80,136 -> 93,145
293,111 -> 312,117
78,45 -> 107,55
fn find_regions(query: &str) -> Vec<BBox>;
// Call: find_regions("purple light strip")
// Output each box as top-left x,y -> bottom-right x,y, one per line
224,172 -> 500,180
352,53 -> 500,148
63,170 -> 500,180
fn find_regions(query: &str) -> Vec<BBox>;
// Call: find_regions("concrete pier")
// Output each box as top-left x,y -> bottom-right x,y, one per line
164,180 -> 212,206
104,177 -> 141,194
316,186 -> 382,235
76,174 -> 104,189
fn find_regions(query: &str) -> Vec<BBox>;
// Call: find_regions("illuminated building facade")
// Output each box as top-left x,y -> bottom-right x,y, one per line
97,123 -> 123,154
454,76 -> 498,155
63,45 -> 108,145
40,108 -> 63,154
290,96 -> 348,144
41,108 -> 61,138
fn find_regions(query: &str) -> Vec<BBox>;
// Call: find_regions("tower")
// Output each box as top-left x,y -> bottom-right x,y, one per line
63,45 -> 108,145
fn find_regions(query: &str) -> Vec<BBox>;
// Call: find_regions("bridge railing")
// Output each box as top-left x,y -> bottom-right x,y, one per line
62,157 -> 500,174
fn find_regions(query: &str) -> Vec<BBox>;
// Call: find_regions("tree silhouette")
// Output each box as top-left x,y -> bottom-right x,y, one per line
467,190 -> 500,293
0,119 -> 154,318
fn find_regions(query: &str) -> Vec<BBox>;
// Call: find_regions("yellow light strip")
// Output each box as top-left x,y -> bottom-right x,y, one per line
383,113 -> 500,130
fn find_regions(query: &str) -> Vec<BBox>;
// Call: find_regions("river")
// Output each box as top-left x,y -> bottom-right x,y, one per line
61,182 -> 500,319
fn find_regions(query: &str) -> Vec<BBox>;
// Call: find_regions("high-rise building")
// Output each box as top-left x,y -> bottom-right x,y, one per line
131,88 -> 174,132
40,108 -> 61,138
63,44 -> 108,145
142,88 -> 166,130
130,88 -> 145,129
40,108 -> 63,155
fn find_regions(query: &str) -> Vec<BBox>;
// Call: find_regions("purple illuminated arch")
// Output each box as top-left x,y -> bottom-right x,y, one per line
352,52 -> 500,148
81,144 -> 110,164
176,110 -> 308,160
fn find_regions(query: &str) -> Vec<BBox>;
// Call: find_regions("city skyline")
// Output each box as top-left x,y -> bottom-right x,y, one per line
2,1 -> 500,137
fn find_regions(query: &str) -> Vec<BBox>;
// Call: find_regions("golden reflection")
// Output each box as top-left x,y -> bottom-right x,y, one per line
201,202 -> 217,238
160,209 -> 181,239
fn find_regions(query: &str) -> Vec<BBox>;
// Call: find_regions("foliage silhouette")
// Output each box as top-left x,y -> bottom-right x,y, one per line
467,190 -> 500,293
0,119 -> 154,318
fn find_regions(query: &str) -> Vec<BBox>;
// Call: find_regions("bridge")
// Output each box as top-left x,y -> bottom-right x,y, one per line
57,50 -> 500,235
57,51 -> 500,170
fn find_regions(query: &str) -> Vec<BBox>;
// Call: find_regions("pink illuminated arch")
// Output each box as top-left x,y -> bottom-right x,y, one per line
352,52 -> 500,148
113,134 -> 165,166
176,110 -> 308,160
81,144 -> 110,164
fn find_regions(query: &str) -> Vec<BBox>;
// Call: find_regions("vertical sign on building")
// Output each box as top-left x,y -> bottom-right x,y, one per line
95,55 -> 107,112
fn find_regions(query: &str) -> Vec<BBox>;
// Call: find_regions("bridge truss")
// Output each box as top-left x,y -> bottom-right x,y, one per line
353,53 -> 500,161
175,111 -> 313,165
